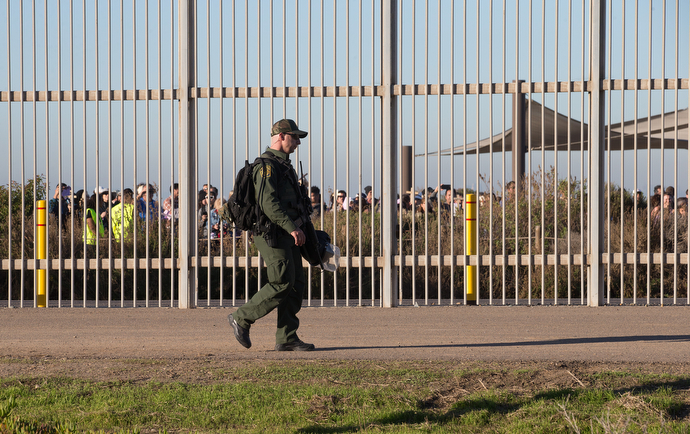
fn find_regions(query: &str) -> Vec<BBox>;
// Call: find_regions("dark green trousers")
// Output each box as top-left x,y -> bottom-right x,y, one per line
233,231 -> 305,344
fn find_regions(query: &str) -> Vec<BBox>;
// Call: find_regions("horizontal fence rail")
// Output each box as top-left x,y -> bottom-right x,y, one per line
1,0 -> 688,308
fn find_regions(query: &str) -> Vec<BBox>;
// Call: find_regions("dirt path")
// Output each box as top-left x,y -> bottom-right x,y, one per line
2,305 -> 689,362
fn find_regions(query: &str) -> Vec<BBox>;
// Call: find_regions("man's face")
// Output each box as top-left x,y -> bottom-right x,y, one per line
174,188 -> 179,198
311,192 -> 320,204
280,133 -> 301,154
337,193 -> 345,204
445,190 -> 452,203
367,191 -> 373,203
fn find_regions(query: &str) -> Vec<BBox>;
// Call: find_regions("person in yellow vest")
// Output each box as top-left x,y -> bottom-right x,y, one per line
83,194 -> 106,259
111,188 -> 135,241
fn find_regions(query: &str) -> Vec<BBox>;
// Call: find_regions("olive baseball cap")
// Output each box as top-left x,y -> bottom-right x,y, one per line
271,119 -> 308,138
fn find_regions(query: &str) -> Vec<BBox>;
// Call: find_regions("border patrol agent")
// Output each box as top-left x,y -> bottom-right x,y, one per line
229,119 -> 315,351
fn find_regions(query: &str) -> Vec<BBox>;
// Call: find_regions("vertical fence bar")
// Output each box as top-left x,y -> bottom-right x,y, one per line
355,0 -> 364,307
19,0 -> 26,308
95,0 -> 102,308
107,0 -> 113,308
256,0 -> 262,297
633,0 -> 638,305
230,0 -> 236,306
487,0 -> 494,306
178,0 -> 196,309
157,0 -> 163,307
449,0 -> 455,306
206,0 -> 211,308
218,0 -> 224,306
324,0 -> 332,307
154,0 -> 161,307
645,0 -> 652,304
567,0 -> 573,304
144,0 -> 151,308
527,0 -> 533,305
660,0 -> 666,304
540,0 -> 546,305
501,0 -> 507,305
672,0 -> 679,304
308,0 -> 315,305
467,2 -> 476,304
411,0 -> 417,306
5,0 -> 12,307
396,0 -> 403,305
619,0 -> 625,305
436,0 -> 442,306
69,1 -> 76,307
31,0 -> 38,308
243,0 -> 249,306
46,0 -> 55,306
605,0 -> 611,305
553,0 -> 559,304
382,0 -> 398,307
82,0 -> 88,307
589,0 -> 606,306
462,0 -> 466,305
336,0 -> 344,308
580,0 -> 592,304
423,0 -> 429,305
118,0 -> 124,307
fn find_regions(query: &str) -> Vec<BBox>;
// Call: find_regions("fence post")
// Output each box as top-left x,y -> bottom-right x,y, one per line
381,0 -> 399,307
178,0 -> 196,308
589,0 -> 606,306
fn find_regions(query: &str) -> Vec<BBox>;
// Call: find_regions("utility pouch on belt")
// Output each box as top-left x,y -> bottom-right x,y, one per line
263,222 -> 279,248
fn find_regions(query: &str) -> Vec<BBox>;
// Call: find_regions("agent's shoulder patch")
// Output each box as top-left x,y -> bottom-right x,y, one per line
259,165 -> 272,179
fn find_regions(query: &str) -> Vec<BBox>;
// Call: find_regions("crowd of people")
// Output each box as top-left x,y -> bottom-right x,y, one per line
47,178 -> 688,249
644,185 -> 689,223
309,183 -> 468,217
47,182 -> 179,250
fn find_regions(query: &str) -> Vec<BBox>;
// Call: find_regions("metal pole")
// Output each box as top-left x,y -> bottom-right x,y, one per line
178,0 -> 196,309
381,0 -> 398,307
589,0 -> 606,306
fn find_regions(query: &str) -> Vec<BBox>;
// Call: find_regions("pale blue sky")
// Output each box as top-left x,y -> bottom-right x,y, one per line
1,0 -> 688,201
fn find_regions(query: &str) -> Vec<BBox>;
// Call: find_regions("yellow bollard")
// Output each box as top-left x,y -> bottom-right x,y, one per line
465,194 -> 477,302
36,200 -> 47,307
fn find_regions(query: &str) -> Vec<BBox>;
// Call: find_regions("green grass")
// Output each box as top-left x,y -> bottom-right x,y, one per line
1,361 -> 689,433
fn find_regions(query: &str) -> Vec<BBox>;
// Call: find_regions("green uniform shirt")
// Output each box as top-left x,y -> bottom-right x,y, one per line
253,148 -> 302,235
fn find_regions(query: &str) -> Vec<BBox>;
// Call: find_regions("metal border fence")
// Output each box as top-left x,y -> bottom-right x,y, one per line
1,0 -> 688,308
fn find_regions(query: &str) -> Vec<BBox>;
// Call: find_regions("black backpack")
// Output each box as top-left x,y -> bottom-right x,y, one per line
220,157 -> 278,233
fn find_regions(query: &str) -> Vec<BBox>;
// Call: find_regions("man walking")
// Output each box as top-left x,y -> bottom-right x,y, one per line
229,119 -> 314,351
